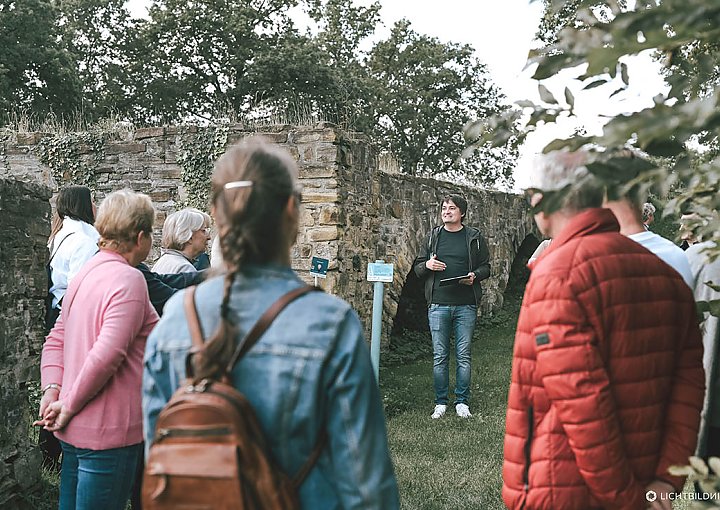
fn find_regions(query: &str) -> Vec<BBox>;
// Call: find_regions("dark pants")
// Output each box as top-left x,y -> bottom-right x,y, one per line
708,426 -> 720,458
40,305 -> 63,473
40,429 -> 62,471
695,426 -> 720,496
130,454 -> 144,510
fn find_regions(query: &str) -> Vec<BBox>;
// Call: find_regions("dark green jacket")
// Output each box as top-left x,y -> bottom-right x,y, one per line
413,225 -> 491,307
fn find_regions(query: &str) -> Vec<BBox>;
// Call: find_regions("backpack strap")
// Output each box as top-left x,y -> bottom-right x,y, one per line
183,286 -> 205,377
225,285 -> 321,373
184,286 -> 204,349
48,232 -> 75,264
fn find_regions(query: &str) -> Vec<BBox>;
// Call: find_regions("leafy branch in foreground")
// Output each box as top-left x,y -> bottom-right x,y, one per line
466,0 -> 720,251
669,457 -> 720,508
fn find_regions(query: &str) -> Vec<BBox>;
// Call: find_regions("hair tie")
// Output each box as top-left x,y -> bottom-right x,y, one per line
224,181 -> 253,190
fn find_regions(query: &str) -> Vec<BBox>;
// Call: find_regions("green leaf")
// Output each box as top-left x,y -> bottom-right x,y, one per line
543,136 -> 593,153
538,84 -> 558,104
620,62 -> 629,85
564,87 -> 575,108
609,87 -> 625,99
696,299 -> 720,318
583,78 -> 608,90
586,156 -> 657,182
710,299 -> 720,318
531,53 -> 584,81
642,139 -> 685,157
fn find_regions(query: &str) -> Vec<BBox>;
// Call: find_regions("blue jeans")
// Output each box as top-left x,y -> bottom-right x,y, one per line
59,440 -> 142,510
428,304 -> 477,405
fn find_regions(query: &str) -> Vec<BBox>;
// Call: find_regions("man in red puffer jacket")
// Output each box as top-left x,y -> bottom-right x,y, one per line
502,150 -> 704,510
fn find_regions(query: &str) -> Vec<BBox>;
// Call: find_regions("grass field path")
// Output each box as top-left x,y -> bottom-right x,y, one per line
381,318 -> 515,510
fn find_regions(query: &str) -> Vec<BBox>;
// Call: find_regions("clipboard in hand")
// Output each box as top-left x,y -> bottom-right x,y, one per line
439,274 -> 470,287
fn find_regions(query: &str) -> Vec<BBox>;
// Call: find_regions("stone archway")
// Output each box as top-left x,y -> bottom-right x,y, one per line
505,233 -> 541,301
392,267 -> 427,335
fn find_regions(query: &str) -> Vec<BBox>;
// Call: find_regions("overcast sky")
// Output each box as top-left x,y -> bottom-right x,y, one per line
124,0 -> 667,190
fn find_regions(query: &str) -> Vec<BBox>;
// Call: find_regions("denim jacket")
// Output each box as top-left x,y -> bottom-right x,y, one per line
142,264 -> 399,510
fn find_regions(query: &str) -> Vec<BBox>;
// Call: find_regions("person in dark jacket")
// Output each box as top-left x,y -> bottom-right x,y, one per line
413,194 -> 491,419
129,263 -> 204,510
136,263 -> 204,315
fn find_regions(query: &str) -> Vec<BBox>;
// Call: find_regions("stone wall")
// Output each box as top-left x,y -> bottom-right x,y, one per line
0,179 -> 49,508
333,136 -> 537,337
1,124 -> 538,342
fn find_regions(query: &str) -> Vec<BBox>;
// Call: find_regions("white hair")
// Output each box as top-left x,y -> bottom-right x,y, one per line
529,150 -> 604,212
161,208 -> 211,250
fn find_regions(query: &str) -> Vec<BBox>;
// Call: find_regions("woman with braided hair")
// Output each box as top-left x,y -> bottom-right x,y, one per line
142,138 -> 399,508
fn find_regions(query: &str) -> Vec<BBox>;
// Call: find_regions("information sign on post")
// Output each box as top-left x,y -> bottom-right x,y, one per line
367,260 -> 393,382
310,256 -> 329,287
367,262 -> 394,283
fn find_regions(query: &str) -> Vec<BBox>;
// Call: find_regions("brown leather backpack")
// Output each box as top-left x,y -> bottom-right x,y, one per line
143,285 -> 325,510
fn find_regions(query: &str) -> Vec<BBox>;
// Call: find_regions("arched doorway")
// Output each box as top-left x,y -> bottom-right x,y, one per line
504,234 -> 541,302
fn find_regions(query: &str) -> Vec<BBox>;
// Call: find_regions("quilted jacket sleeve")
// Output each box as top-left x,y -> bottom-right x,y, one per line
655,303 -> 704,489
531,274 -> 646,509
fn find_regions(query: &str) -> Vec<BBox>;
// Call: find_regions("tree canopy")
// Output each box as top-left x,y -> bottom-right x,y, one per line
1,0 -> 518,188
0,0 -> 82,119
366,20 -> 517,186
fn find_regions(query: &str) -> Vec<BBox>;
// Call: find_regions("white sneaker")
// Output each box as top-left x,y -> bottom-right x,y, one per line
431,404 -> 447,419
456,403 -> 472,418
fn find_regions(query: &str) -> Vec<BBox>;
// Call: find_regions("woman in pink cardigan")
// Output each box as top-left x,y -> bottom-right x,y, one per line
36,189 -> 159,510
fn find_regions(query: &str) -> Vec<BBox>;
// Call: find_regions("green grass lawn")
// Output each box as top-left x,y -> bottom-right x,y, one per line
381,315 -> 515,510
381,307 -> 695,510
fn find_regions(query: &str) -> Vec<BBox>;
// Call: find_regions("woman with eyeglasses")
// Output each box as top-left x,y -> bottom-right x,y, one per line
152,208 -> 211,274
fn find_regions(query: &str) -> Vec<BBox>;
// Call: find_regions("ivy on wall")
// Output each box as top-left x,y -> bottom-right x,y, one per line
0,129 -> 10,174
177,124 -> 230,211
35,132 -> 105,190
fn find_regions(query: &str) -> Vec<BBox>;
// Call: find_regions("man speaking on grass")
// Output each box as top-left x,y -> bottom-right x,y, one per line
413,194 -> 491,420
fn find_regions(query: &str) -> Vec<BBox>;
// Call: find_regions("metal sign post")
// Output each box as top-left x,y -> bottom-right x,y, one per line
366,260 -> 394,383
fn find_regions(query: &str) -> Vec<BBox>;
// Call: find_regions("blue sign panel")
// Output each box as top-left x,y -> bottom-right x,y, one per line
367,262 -> 394,283
310,256 -> 329,278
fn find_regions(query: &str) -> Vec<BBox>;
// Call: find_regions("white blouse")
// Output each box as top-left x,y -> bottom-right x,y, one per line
48,218 -> 100,308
